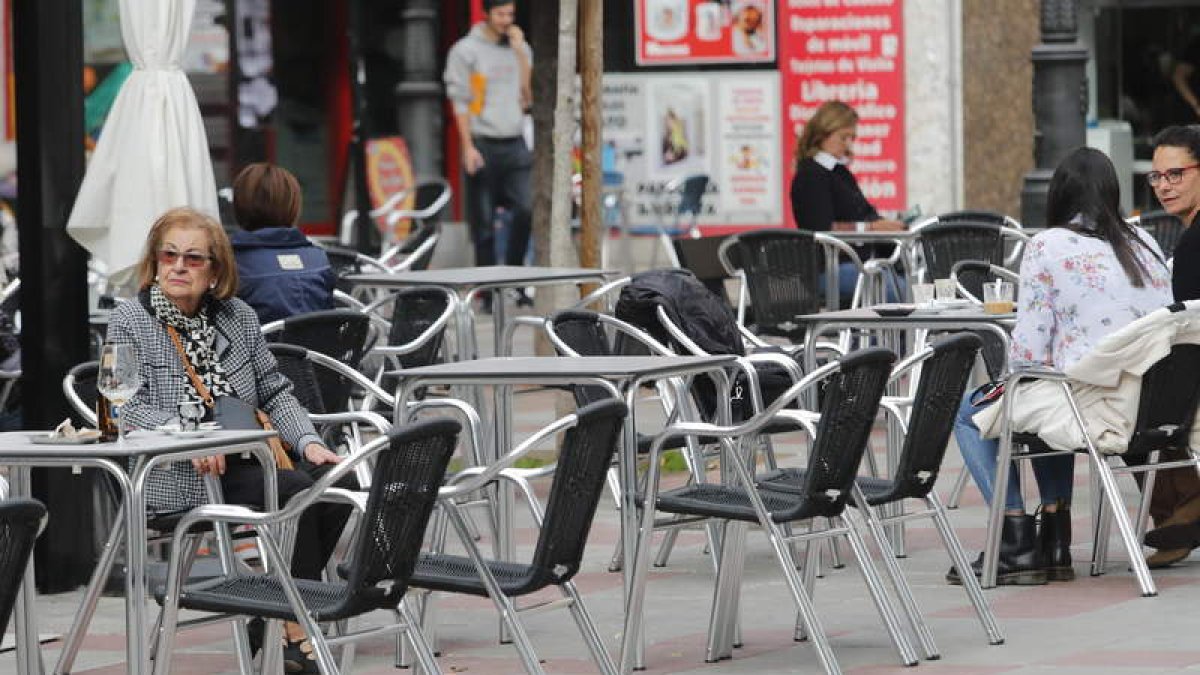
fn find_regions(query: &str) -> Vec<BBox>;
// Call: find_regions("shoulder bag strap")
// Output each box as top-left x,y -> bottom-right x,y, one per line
165,325 -> 215,408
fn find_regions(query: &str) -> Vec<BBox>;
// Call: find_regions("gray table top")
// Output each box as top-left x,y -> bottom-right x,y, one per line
0,429 -> 275,459
387,355 -> 736,381
820,230 -> 913,244
797,306 -> 1015,324
347,265 -> 615,289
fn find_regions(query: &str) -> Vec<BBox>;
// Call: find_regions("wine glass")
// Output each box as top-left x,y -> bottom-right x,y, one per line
97,343 -> 142,444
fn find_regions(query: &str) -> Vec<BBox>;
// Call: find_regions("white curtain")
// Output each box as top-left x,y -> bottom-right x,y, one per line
67,0 -> 217,278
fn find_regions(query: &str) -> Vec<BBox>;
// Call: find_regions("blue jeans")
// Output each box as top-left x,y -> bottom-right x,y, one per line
465,137 -> 532,267
954,389 -> 1074,511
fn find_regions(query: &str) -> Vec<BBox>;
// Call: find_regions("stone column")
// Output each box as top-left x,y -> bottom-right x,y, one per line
1020,0 -> 1088,228
396,0 -> 443,180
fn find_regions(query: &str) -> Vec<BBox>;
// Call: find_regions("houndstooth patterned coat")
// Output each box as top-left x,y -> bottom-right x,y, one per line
107,293 -> 323,513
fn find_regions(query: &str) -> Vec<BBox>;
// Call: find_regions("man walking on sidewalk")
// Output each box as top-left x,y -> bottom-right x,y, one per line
444,0 -> 533,289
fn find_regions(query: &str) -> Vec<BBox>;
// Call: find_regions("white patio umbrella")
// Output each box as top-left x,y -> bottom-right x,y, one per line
67,0 -> 217,280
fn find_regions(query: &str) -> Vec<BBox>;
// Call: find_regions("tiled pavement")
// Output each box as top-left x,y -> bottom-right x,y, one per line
7,301 -> 1200,674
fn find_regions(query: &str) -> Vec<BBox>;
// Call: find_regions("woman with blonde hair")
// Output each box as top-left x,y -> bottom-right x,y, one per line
790,100 -> 905,305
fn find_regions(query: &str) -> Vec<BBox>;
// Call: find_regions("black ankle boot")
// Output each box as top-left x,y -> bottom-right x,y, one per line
1037,503 -> 1074,581
946,514 -> 1047,586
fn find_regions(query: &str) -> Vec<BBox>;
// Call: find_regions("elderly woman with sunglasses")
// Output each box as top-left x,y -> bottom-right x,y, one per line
105,207 -> 350,673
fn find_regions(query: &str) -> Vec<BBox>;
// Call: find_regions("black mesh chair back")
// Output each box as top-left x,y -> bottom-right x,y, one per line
526,399 -> 627,588
276,309 -> 373,411
0,499 -> 46,638
935,210 -> 1009,226
267,344 -> 328,414
341,418 -> 459,615
916,221 -> 1005,299
322,245 -> 370,294
1128,343 -> 1200,455
1140,210 -> 1186,256
546,310 -> 615,407
886,334 -> 982,500
386,288 -> 451,370
725,229 -> 822,337
791,348 -> 895,518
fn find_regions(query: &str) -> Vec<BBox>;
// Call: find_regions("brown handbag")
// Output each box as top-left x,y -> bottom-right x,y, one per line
165,325 -> 295,470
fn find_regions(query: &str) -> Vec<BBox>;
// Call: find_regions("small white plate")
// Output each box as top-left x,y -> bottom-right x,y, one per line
30,430 -> 102,445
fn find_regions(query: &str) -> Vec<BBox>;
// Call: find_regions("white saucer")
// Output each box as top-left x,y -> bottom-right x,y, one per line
156,422 -> 221,438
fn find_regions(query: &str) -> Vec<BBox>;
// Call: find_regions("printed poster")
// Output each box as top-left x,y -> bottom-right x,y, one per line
365,137 -> 416,240
602,72 -> 781,229
636,0 -> 775,66
779,0 -> 906,219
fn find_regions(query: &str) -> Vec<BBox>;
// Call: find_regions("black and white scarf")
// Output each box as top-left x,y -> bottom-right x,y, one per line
149,284 -> 235,401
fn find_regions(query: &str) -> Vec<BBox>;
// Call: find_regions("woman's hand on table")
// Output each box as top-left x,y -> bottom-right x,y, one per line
870,219 -> 906,232
303,443 -> 342,466
192,454 -> 226,476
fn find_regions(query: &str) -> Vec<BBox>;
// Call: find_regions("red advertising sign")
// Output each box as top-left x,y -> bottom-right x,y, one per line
636,0 -> 775,65
779,0 -> 906,221
365,137 -> 416,240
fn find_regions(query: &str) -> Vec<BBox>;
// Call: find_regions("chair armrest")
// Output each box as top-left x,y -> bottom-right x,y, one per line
570,276 -> 631,312
814,233 -> 865,272
309,410 -> 391,434
501,316 -> 546,357
438,410 -> 581,499
404,398 -> 485,470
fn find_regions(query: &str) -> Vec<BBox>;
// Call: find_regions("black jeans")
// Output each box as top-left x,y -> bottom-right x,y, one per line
465,136 -> 532,267
220,456 -> 356,580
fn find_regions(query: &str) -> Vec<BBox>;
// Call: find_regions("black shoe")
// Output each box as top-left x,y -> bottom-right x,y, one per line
1144,521 -> 1200,551
1037,503 -> 1074,581
946,514 -> 1047,586
515,288 -> 534,307
283,637 -> 319,674
247,617 -> 264,657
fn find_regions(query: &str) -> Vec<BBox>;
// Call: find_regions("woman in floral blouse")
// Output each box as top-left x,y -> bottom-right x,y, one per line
949,147 -> 1172,586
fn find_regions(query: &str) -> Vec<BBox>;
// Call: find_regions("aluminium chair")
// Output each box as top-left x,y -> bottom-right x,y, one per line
409,399 -> 628,675
621,348 -> 916,675
376,177 -> 452,271
719,228 -> 879,341
262,309 -> 377,412
759,333 -> 1004,657
628,174 -> 710,269
0,498 -> 47,639
980,306 -> 1200,596
152,418 -> 461,675
905,217 -> 1028,299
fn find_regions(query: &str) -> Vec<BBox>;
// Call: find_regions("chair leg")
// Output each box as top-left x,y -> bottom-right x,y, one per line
1085,446 -> 1157,596
849,491 -> 939,660
562,581 -> 619,675
945,468 -> 970,509
926,493 -> 1004,645
762,522 -> 843,675
793,521 -> 823,642
838,515 -> 920,666
399,598 -> 444,675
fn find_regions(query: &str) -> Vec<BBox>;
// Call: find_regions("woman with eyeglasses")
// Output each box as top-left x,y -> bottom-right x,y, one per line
105,207 -> 351,672
1135,125 -> 1200,568
949,147 -> 1171,586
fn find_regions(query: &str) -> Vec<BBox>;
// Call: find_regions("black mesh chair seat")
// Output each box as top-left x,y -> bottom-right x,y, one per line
759,470 -> 904,508
411,552 -> 554,598
655,481 -> 842,523
159,575 -> 378,623
273,309 -> 374,409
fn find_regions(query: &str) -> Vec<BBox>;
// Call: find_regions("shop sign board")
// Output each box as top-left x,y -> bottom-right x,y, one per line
635,0 -> 775,66
778,0 -> 906,220
365,136 -> 416,240
602,71 -> 781,229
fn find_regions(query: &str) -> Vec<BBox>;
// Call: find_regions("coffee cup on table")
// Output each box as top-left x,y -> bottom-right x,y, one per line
983,280 -> 1015,314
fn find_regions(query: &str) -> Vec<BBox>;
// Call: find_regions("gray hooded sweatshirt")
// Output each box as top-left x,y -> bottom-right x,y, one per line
443,24 -> 532,139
